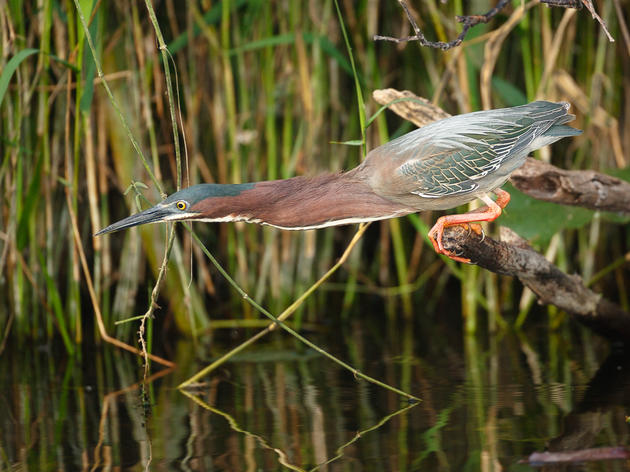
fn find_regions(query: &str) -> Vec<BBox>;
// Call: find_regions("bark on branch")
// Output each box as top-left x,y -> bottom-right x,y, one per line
442,226 -> 630,340
511,158 -> 630,213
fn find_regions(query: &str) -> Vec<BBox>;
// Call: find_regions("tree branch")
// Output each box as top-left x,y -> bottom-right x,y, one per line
511,158 -> 630,214
375,0 -> 609,50
541,0 -> 615,42
442,226 -> 630,340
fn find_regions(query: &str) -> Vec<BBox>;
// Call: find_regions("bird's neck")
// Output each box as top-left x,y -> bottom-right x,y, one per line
191,170 -> 414,230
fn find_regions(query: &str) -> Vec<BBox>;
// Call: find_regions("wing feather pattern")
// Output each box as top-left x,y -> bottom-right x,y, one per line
382,101 -> 573,198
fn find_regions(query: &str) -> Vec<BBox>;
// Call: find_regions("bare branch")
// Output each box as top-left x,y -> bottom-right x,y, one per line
442,226 -> 630,341
375,0 -> 591,50
374,0 -> 513,50
542,0 -> 615,42
540,0 -> 583,8
511,158 -> 630,214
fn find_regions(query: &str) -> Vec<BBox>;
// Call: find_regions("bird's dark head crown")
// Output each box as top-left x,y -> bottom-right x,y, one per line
163,183 -> 256,207
95,182 -> 257,235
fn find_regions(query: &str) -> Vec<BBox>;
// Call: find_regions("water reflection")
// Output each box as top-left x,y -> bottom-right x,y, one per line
2,316 -> 629,471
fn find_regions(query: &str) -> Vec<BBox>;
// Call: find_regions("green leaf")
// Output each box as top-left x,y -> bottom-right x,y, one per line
500,184 -> 594,244
227,32 -> 355,78
77,0 -> 95,46
17,152 -> 44,250
492,76 -> 528,107
0,48 -> 39,107
79,6 -> 99,112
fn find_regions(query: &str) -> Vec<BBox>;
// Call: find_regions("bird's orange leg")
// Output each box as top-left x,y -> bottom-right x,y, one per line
428,189 -> 511,263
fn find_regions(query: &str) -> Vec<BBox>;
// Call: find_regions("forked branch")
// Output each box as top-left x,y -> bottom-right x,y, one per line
374,0 -> 511,50
374,0 -> 610,50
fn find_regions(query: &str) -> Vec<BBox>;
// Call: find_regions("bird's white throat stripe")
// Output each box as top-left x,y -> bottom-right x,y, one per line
162,211 -> 199,221
195,211 -> 411,230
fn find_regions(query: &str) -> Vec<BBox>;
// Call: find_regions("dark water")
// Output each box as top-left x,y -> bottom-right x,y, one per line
2,311 -> 629,471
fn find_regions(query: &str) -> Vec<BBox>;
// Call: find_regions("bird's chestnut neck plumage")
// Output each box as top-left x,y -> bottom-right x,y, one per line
188,168 -> 415,229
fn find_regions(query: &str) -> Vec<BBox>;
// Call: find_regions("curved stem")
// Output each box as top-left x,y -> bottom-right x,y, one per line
179,223 -> 420,402
66,191 -> 174,367
143,0 -> 183,191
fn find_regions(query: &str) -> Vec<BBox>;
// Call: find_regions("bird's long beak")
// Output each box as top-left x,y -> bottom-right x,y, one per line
95,204 -> 172,236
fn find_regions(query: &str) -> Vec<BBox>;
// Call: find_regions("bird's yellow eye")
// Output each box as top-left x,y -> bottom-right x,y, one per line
176,201 -> 187,211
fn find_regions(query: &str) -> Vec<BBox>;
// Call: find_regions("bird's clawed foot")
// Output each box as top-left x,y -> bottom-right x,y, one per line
428,218 -> 473,264
467,223 -> 484,238
427,191 -> 508,263
428,221 -> 485,264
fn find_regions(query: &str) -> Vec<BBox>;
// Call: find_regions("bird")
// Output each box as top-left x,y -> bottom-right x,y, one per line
96,101 -> 581,262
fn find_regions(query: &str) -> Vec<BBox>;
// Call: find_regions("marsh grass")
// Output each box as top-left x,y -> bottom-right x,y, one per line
1,0 -> 628,353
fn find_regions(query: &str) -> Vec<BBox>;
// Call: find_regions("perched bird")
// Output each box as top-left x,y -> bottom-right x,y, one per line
97,101 -> 581,262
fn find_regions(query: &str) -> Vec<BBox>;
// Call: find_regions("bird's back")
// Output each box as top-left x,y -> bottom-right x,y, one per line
361,101 -> 581,211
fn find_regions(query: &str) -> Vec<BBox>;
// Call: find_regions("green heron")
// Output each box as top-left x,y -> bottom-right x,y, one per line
97,101 -> 581,262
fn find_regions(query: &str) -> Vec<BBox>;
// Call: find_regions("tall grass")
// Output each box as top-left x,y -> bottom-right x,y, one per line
0,0 -> 628,351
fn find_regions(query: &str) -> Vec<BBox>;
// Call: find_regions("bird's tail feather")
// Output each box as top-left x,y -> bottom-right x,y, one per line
544,124 -> 583,137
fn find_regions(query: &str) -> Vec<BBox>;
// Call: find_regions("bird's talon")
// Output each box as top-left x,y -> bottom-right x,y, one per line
447,253 -> 472,264
468,223 -> 484,236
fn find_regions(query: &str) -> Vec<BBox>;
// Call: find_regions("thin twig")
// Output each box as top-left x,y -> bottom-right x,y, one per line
74,0 -> 181,368
542,0 -> 615,42
65,191 -> 175,367
137,0 -> 187,376
138,224 -> 176,377
374,0 -> 512,50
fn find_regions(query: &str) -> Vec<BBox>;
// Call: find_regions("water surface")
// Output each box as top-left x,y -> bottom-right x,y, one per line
2,309 -> 629,471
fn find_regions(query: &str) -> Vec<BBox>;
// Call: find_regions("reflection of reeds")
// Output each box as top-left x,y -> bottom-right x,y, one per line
181,373 -> 419,471
1,0 -> 628,351
2,303 -> 627,469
